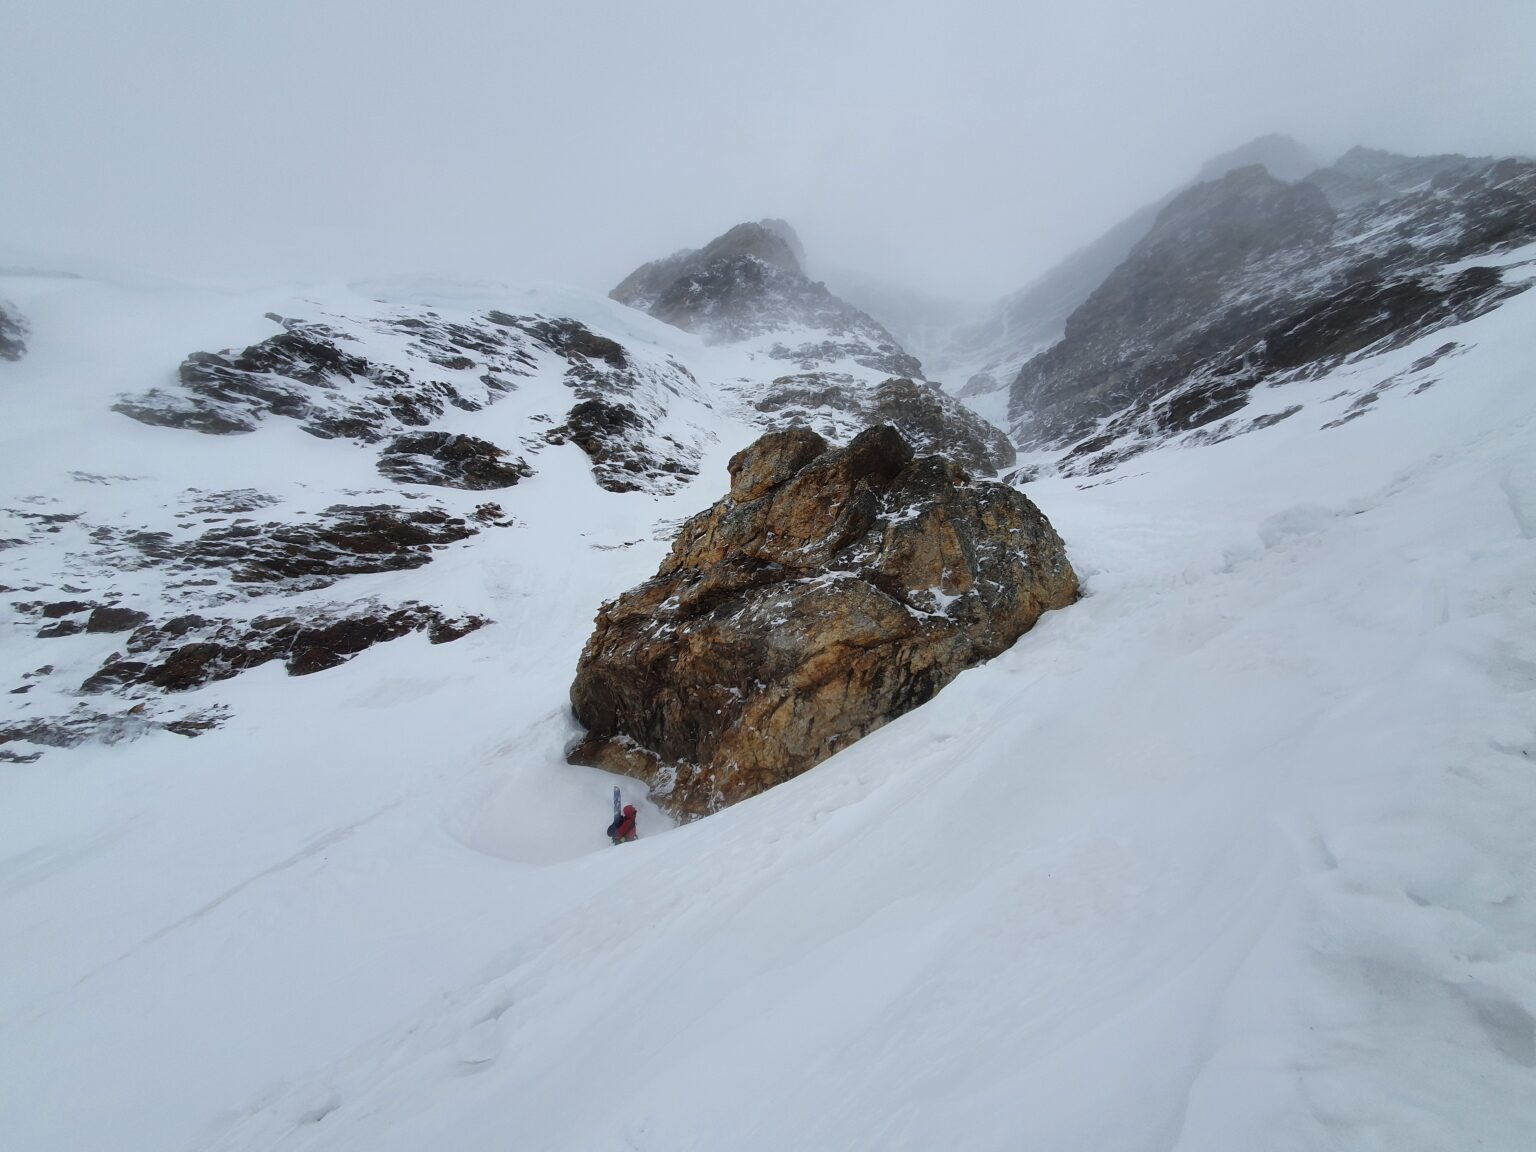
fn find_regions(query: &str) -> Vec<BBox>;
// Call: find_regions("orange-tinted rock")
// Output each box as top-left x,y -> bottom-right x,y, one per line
568,426 -> 1079,818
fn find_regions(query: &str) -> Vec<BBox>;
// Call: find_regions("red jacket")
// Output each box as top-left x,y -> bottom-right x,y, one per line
611,804 -> 637,843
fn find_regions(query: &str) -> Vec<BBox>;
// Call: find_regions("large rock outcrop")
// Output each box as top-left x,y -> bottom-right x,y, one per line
568,426 -> 1078,817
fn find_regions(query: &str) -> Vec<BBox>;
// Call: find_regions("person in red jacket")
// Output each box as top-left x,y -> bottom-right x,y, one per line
607,804 -> 638,845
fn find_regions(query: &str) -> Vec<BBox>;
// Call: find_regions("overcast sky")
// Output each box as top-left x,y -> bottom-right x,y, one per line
6,0 -> 1535,301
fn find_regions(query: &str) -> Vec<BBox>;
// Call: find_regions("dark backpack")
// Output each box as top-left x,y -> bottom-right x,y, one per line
606,814 -> 624,838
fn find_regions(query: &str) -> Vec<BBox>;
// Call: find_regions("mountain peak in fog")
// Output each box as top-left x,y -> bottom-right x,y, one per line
1196,132 -> 1319,184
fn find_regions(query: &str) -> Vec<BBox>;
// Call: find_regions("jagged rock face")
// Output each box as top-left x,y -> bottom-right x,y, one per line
755,375 -> 1016,474
1011,152 -> 1536,468
568,426 -> 1078,817
5,291 -> 719,762
1012,166 -> 1336,446
611,220 -> 923,378
0,301 -> 26,361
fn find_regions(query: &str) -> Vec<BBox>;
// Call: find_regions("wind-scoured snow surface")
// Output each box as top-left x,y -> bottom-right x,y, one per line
3,260 -> 1536,1151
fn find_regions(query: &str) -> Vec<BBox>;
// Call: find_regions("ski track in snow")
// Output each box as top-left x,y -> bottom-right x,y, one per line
1,264 -> 1535,1151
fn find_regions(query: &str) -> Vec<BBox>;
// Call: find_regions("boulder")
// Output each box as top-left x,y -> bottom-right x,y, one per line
568,426 -> 1078,817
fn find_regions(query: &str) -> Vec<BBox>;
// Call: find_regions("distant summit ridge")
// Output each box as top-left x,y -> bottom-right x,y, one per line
612,219 -> 805,314
610,219 -> 921,377
1196,132 -> 1319,184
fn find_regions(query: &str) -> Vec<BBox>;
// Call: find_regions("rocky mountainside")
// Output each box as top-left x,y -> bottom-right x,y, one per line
614,219 -> 1016,474
1009,149 -> 1536,472
930,134 -> 1323,402
567,425 -> 1078,816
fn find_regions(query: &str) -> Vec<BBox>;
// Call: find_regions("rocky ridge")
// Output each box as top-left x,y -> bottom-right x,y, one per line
568,426 -> 1078,817
929,134 -> 1325,400
1008,150 -> 1536,472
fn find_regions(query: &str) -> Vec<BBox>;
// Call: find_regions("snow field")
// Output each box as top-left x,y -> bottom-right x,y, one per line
1,267 -> 1534,1150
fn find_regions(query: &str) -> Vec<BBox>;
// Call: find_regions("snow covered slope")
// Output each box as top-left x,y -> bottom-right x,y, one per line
3,255 -> 1536,1151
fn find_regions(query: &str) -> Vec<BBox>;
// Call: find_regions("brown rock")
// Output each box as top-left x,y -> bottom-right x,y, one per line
726,427 -> 829,502
568,425 -> 1078,818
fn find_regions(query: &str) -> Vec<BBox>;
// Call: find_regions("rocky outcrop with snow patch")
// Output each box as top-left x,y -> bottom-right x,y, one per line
377,433 -> 533,490
78,601 -> 486,694
115,307 -> 711,495
79,501 -> 498,593
567,425 -> 1078,817
1,598 -> 483,761
1,480 -> 503,759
